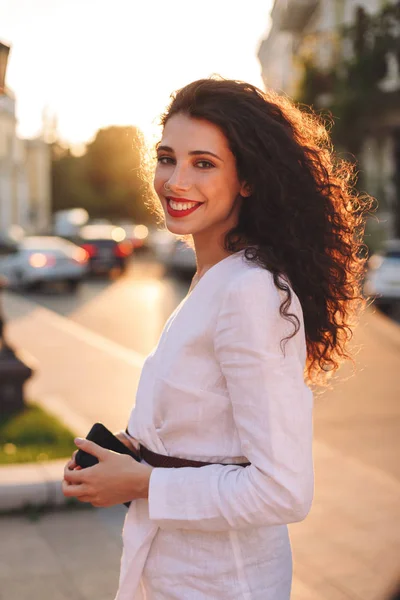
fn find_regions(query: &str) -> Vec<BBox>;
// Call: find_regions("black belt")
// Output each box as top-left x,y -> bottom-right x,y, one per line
139,444 -> 250,469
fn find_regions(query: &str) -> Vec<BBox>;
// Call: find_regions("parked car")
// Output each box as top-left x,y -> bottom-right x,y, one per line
117,222 -> 150,250
73,224 -> 133,275
165,239 -> 197,277
0,235 -> 18,258
364,239 -> 400,307
53,208 -> 89,238
148,228 -> 176,262
148,229 -> 196,277
0,236 -> 89,291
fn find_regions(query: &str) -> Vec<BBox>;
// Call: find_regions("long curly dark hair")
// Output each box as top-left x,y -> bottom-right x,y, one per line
152,77 -> 372,386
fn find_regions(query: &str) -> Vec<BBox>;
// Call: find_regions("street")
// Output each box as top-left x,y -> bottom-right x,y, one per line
16,252 -> 190,357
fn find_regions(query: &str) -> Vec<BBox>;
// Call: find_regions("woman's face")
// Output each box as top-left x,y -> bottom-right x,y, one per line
154,113 -> 250,238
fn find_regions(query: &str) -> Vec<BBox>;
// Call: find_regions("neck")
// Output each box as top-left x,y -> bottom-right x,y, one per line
192,229 -> 232,277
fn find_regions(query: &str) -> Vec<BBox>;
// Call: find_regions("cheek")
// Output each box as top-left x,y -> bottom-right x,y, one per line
205,173 -> 239,209
153,169 -> 164,195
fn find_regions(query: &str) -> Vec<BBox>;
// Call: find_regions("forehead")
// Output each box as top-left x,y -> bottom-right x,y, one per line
160,114 -> 230,154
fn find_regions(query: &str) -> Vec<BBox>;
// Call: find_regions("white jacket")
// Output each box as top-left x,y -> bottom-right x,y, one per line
116,250 -> 314,600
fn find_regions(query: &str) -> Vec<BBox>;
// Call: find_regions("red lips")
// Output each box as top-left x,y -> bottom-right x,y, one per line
166,197 -> 203,218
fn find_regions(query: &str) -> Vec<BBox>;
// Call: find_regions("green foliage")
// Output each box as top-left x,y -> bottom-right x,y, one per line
296,2 -> 400,152
0,403 -> 76,464
51,125 -> 151,223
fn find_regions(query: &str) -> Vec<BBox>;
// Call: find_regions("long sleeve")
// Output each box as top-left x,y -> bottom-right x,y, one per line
147,268 -> 314,532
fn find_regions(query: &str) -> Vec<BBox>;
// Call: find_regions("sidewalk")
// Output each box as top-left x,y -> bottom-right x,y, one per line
0,506 -> 126,600
1,292 -> 400,600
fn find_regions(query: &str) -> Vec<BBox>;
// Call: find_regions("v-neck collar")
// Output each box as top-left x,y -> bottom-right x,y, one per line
187,249 -> 245,298
154,250 -> 246,354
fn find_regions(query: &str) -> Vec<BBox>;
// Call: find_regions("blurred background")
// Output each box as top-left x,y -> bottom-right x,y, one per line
0,1 -> 399,600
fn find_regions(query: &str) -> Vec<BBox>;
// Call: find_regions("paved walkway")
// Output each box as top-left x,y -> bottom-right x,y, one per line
1,292 -> 400,599
0,506 -> 125,600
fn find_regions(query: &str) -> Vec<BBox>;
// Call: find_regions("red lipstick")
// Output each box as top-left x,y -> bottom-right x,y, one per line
166,197 -> 202,218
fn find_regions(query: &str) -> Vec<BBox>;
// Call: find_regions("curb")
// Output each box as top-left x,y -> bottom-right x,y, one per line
0,395 -> 90,513
0,459 -> 68,513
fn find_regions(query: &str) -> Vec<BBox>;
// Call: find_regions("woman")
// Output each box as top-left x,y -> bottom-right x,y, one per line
63,77 -> 370,599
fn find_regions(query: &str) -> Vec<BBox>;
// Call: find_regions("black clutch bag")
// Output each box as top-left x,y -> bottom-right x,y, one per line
75,422 -> 141,508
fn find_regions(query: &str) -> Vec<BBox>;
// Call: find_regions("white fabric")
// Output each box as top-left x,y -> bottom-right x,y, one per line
115,250 -> 314,600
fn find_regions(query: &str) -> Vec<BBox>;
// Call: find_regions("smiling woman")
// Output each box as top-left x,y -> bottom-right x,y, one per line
63,76 -> 371,600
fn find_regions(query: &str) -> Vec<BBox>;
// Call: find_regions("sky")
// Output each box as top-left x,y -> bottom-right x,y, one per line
1,0 -> 272,150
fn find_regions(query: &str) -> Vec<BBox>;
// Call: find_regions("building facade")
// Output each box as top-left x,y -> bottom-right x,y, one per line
258,0 -> 400,244
258,0 -> 386,94
0,46 -> 50,237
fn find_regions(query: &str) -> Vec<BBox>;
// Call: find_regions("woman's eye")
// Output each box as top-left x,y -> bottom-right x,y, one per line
157,156 -> 174,165
196,160 -> 214,169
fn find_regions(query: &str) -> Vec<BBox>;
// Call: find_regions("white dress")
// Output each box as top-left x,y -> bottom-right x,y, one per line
115,250 -> 314,600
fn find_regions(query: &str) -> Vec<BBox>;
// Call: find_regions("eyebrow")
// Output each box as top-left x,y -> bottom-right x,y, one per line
156,145 -> 223,162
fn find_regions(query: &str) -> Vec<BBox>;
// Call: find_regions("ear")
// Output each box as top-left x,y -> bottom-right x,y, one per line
240,182 -> 252,198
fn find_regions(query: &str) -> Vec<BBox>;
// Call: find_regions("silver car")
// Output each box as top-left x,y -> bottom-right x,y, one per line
364,239 -> 400,307
0,236 -> 89,291
164,239 -> 196,276
149,229 -> 196,276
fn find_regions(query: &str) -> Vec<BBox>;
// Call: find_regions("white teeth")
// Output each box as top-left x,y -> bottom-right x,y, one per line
169,200 -> 198,211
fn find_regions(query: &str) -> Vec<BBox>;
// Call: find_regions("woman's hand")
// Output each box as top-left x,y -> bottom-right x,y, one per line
62,438 -> 153,508
65,449 -> 81,471
114,430 -> 140,456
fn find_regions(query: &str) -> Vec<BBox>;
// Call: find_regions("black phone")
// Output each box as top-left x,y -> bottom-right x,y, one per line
75,422 -> 141,508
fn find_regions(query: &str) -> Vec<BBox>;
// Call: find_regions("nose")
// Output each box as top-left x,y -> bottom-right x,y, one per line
165,165 -> 192,192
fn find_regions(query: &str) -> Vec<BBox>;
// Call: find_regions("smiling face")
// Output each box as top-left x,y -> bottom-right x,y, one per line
153,113 -> 250,241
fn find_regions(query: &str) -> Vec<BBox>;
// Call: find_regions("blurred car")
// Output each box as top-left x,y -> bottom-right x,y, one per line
153,239 -> 196,278
0,234 -> 18,257
73,224 -> 133,275
148,229 -> 196,276
0,236 -> 89,291
165,239 -> 197,277
148,228 -> 176,262
53,208 -> 89,238
118,222 -> 150,250
364,239 -> 400,306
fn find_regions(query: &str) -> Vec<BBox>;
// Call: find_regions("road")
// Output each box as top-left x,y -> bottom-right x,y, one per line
16,252 -> 190,357
4,253 -> 193,437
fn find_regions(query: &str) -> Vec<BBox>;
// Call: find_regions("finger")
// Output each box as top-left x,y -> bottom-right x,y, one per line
64,465 -> 86,484
78,495 -> 93,504
62,481 -> 88,498
66,458 -> 76,470
74,438 -> 109,461
114,431 -> 134,451
114,431 -> 140,455
66,451 -> 78,470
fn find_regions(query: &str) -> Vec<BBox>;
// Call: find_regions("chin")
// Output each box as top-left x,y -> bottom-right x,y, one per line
165,221 -> 195,236
162,212 -> 195,235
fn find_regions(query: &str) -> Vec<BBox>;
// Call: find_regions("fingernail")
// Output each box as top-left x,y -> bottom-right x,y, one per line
74,437 -> 84,445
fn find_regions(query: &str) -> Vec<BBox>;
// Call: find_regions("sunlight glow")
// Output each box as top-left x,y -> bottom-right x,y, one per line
2,0 -> 272,148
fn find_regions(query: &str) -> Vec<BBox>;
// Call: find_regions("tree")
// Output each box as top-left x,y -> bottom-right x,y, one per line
51,125 -> 152,223
84,126 -> 148,221
296,3 -> 400,153
51,144 -> 98,214
296,2 -> 400,238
